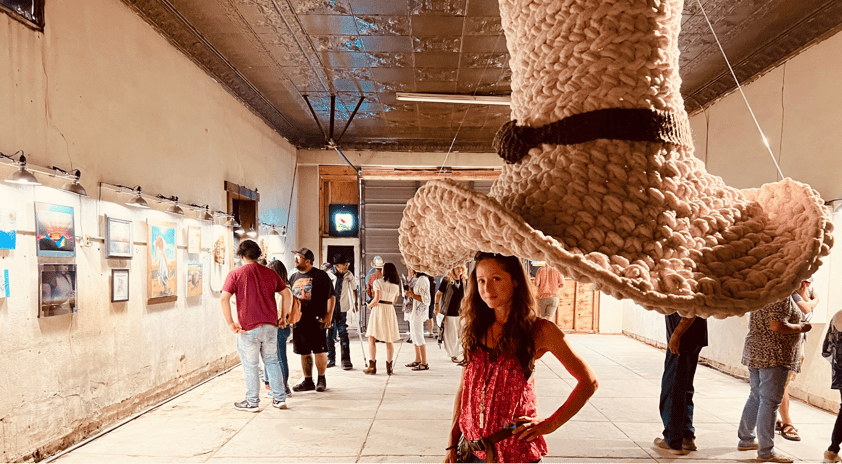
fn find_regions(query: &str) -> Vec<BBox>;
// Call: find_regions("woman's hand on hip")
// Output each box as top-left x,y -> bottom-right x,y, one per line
513,416 -> 552,442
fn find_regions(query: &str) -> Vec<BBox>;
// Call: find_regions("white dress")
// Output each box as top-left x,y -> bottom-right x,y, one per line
365,279 -> 401,343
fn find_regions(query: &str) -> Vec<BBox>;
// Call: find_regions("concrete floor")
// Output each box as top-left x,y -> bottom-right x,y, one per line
49,334 -> 836,463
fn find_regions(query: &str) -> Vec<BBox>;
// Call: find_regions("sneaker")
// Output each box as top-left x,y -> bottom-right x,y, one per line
738,442 -> 759,451
824,450 -> 842,463
233,400 -> 259,412
326,360 -> 336,368
653,437 -> 687,455
285,386 -> 293,397
272,398 -> 287,409
682,438 -> 697,451
757,453 -> 794,463
292,378 -> 315,392
316,376 -> 327,392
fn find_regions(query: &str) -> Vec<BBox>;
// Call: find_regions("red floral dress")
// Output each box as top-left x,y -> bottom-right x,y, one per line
459,347 -> 547,462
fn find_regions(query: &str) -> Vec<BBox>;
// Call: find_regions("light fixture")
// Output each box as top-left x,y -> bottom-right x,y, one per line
201,207 -> 214,221
246,226 -> 257,238
166,203 -> 184,215
395,92 -> 511,106
225,217 -> 238,227
125,187 -> 149,208
270,227 -> 280,236
59,169 -> 87,196
4,153 -> 41,185
831,199 -> 842,213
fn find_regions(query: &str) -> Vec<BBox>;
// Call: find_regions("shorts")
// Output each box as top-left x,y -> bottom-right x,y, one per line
292,321 -> 328,355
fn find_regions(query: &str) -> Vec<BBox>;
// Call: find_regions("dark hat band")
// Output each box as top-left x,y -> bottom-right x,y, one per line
493,108 -> 692,164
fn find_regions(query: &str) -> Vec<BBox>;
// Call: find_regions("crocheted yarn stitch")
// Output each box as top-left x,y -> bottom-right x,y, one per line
398,0 -> 833,318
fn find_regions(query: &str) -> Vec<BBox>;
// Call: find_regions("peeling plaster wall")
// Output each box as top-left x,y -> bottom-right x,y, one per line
0,0 -> 297,461
624,30 -> 842,412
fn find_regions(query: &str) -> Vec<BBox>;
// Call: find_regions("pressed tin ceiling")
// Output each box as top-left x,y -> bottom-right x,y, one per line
121,0 -> 842,153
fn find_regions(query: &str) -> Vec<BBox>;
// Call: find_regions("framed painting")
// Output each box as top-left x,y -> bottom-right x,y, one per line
105,216 -> 133,259
111,269 -> 129,302
209,225 -> 230,292
0,269 -> 8,298
0,208 -> 16,250
187,263 -> 202,297
147,219 -> 177,303
187,226 -> 201,254
39,264 -> 77,317
35,202 -> 75,257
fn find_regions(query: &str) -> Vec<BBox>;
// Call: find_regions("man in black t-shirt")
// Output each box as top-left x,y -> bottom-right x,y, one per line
289,247 -> 335,393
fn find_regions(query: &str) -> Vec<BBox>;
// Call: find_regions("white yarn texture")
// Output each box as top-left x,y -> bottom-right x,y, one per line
398,0 -> 834,318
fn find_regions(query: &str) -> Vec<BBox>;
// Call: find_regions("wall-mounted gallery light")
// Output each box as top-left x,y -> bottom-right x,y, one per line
827,199 -> 842,213
246,226 -> 258,238
125,186 -> 149,208
58,169 -> 87,196
157,195 -> 184,216
1,151 -> 41,185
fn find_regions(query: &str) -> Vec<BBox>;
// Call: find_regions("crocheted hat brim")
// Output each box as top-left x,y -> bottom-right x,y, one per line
399,177 -> 832,319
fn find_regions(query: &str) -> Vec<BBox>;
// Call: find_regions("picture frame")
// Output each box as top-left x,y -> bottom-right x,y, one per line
0,208 -> 16,250
187,226 -> 201,254
186,263 -> 202,297
39,264 -> 77,318
112,269 -> 129,302
147,219 -> 177,303
35,202 -> 75,258
105,216 -> 133,259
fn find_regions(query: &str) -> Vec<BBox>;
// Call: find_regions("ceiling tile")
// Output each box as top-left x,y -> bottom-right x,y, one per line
409,0 -> 467,16
413,36 -> 461,52
366,52 -> 413,67
411,16 -> 464,36
354,15 -> 411,35
312,35 -> 364,51
415,81 -> 458,92
413,52 -> 460,67
457,67 -> 502,84
375,80 -> 416,93
465,0 -> 500,16
462,52 -> 508,68
360,35 -> 413,52
320,51 -> 372,67
460,35 -> 508,53
289,0 -> 353,15
370,67 -> 415,81
415,67 -> 458,81
464,16 -> 502,35
349,0 -> 410,15
333,79 -> 377,93
298,15 -> 358,35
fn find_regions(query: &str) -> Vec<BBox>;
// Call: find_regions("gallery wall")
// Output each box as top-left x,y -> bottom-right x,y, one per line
623,29 -> 842,412
0,0 -> 298,461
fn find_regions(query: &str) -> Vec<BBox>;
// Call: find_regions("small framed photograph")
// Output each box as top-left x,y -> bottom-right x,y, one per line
105,216 -> 133,259
39,264 -> 77,318
112,269 -> 129,302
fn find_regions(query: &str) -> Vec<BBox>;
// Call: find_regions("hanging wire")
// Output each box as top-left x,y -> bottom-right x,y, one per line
438,30 -> 506,173
695,0 -> 785,180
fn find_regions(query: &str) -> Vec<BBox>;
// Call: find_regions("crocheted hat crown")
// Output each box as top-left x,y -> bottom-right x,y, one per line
399,0 -> 833,318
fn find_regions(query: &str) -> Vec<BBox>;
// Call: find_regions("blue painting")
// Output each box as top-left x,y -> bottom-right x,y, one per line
35,203 -> 75,258
147,220 -> 177,300
0,209 -> 15,250
0,269 -> 8,298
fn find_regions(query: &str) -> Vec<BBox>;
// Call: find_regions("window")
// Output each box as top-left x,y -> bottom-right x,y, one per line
0,0 -> 44,30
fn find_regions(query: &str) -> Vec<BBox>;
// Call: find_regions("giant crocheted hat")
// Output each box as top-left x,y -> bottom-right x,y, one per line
399,0 -> 834,318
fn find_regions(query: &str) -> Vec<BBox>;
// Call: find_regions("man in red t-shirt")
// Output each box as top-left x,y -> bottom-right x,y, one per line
221,240 -> 292,412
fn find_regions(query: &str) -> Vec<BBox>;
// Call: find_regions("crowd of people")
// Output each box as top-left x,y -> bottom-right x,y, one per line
220,240 -> 841,463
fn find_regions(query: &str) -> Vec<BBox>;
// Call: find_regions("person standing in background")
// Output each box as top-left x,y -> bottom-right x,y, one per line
435,265 -> 466,363
822,308 -> 842,463
327,253 -> 357,370
534,263 -> 564,320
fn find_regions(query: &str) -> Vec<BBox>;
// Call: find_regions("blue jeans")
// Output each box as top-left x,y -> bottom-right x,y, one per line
237,324 -> 285,405
265,326 -> 291,390
326,310 -> 349,362
659,346 -> 702,449
738,366 -> 789,458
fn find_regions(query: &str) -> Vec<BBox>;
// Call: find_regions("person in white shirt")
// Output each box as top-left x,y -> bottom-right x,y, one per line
404,267 -> 431,371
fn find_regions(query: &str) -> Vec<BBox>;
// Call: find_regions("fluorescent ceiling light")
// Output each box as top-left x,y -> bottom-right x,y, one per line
396,92 -> 511,106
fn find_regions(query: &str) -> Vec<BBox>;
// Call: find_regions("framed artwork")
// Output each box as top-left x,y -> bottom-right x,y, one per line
111,269 -> 129,302
210,225 -> 230,293
0,208 -> 16,250
147,220 -> 177,303
39,264 -> 77,317
187,226 -> 201,254
105,216 -> 133,259
35,202 -> 75,257
0,269 -> 8,298
187,263 -> 203,297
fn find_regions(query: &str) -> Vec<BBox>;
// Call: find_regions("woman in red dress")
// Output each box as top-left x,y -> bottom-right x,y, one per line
445,253 -> 598,463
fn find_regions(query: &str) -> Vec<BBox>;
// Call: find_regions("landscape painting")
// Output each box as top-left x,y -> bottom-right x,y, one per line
105,216 -> 133,259
0,209 -> 15,250
187,263 -> 202,297
35,203 -> 75,257
147,220 -> 177,302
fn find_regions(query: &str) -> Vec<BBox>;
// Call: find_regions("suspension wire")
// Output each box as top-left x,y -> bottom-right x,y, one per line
695,0 -> 785,180
438,30 -> 506,174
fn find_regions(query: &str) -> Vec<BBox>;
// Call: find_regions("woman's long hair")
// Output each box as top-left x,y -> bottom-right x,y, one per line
442,265 -> 465,285
268,260 -> 289,285
382,262 -> 400,285
461,253 -> 537,376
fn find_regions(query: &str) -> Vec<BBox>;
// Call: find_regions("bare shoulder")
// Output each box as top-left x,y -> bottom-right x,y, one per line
532,318 -> 565,353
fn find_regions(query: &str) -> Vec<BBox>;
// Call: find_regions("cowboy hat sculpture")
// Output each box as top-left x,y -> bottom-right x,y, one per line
399,0 -> 834,318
